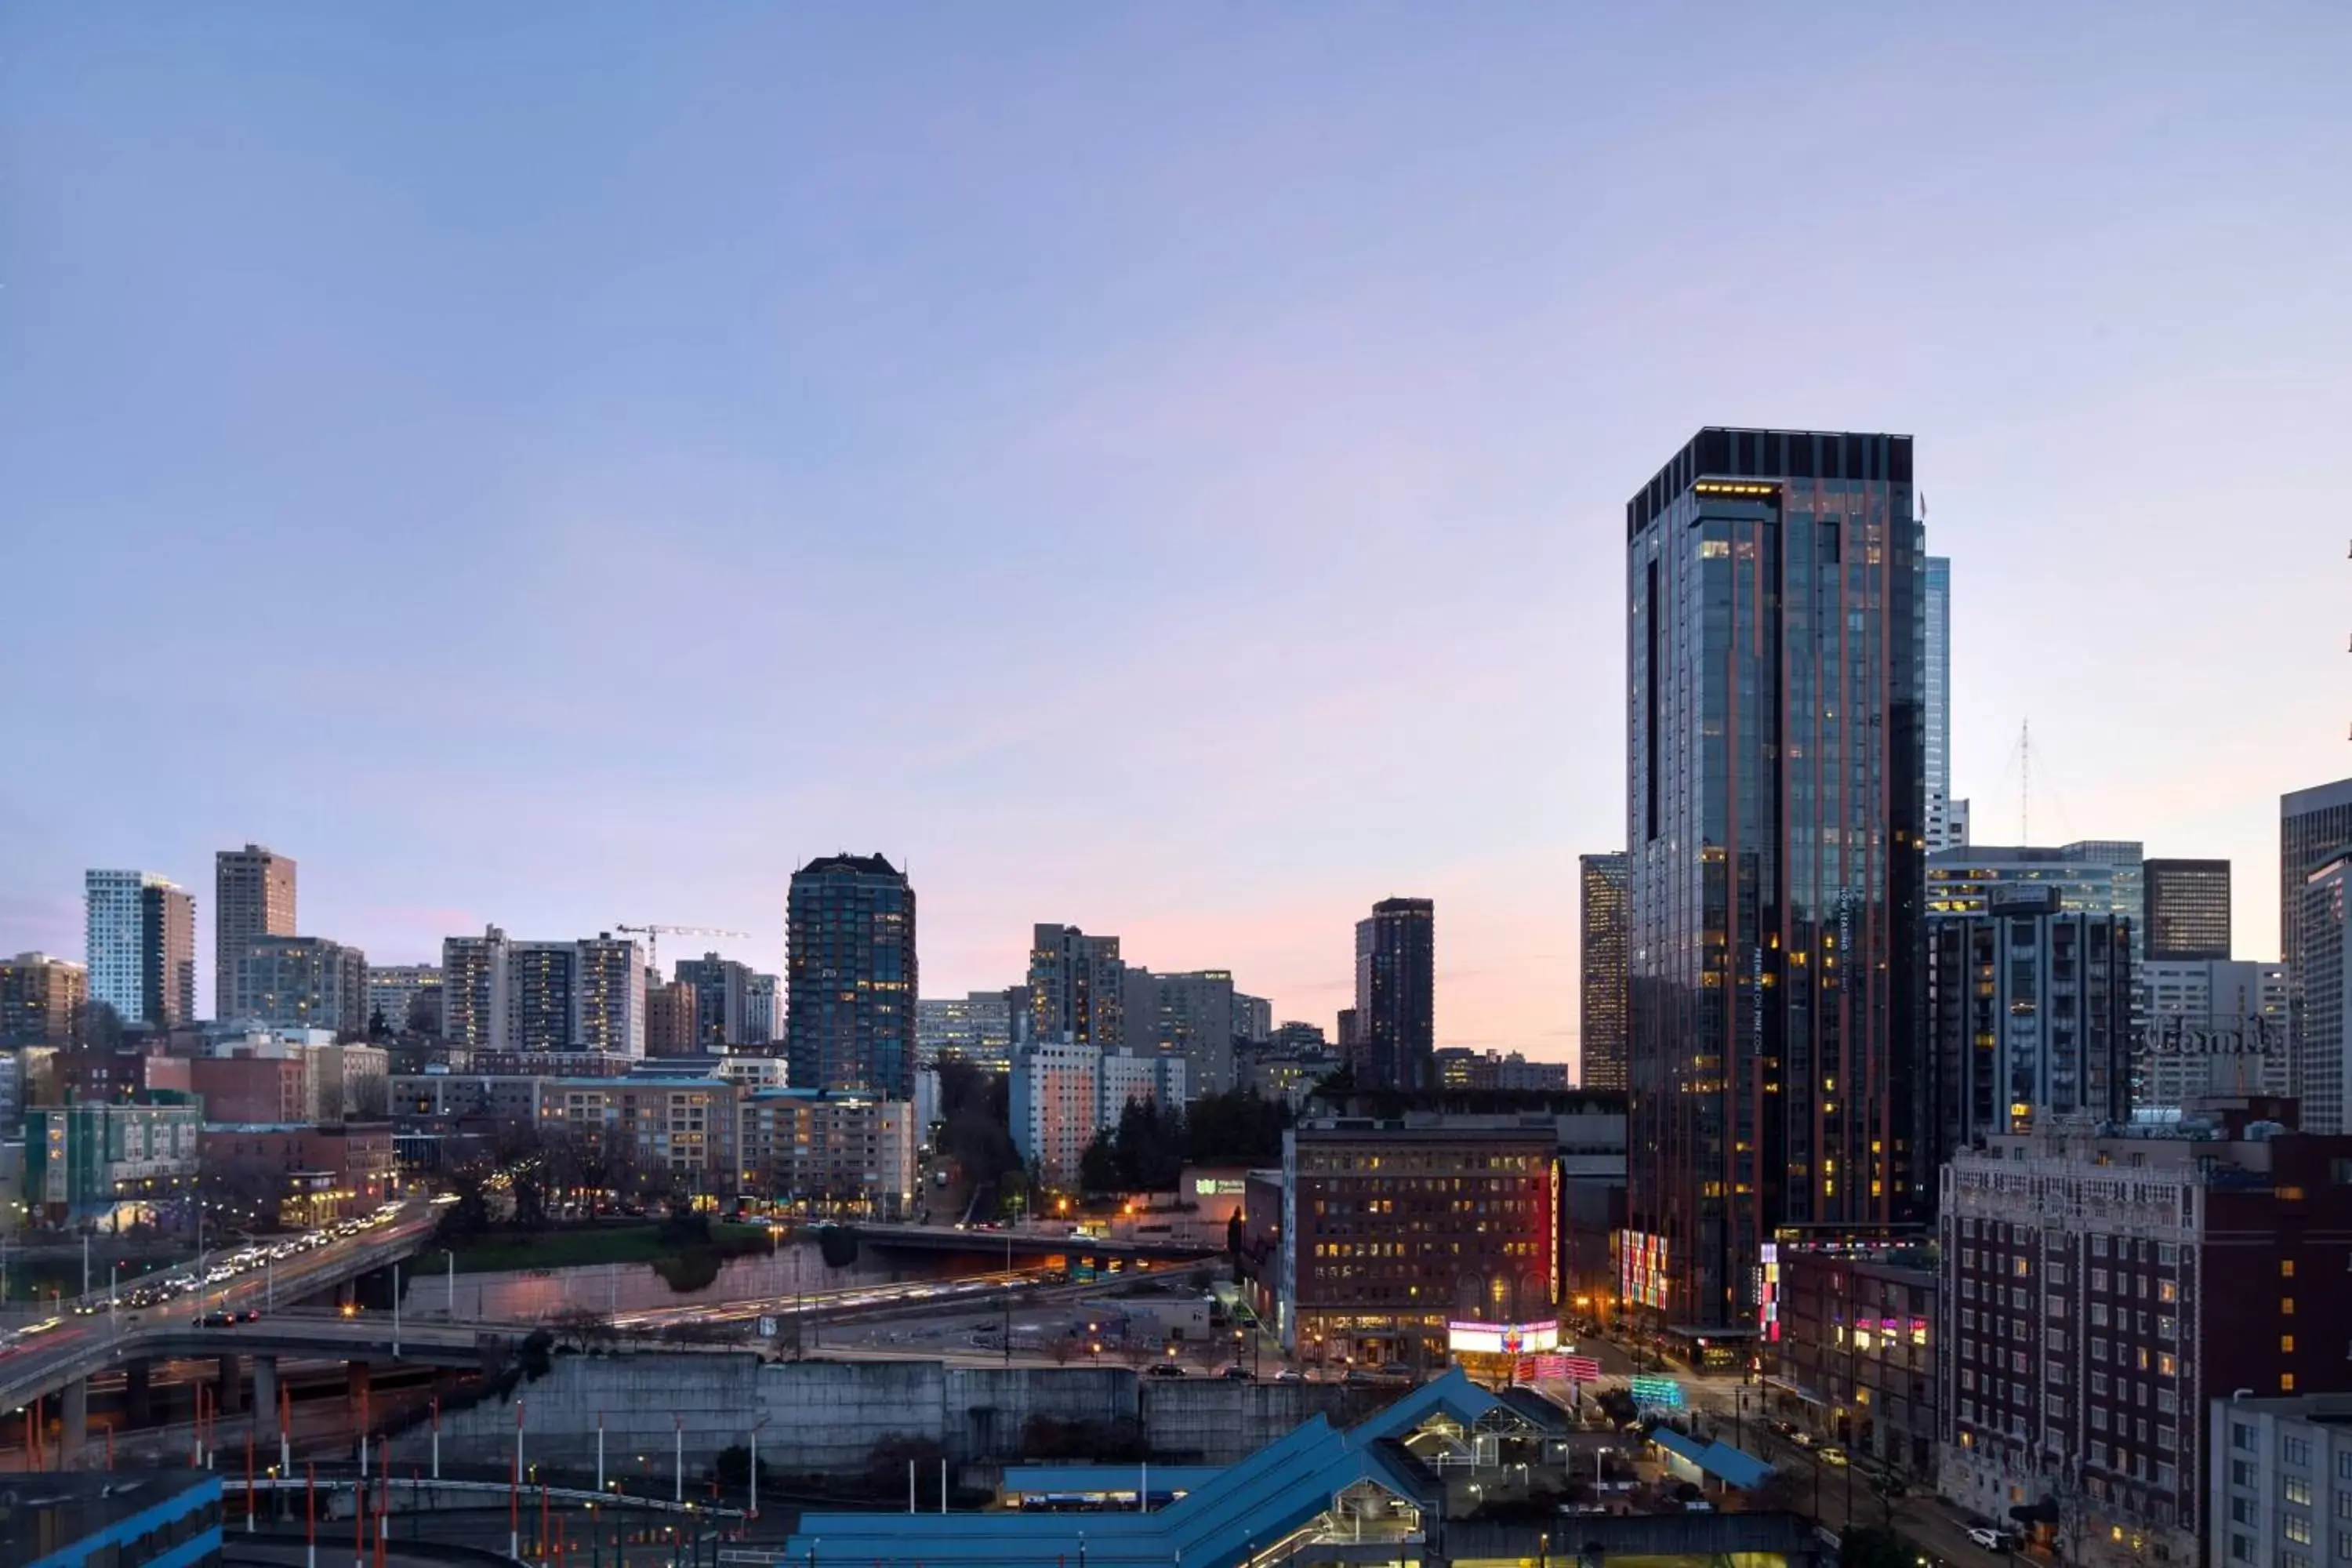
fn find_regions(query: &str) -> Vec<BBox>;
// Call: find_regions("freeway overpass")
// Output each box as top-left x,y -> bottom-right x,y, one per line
0,1200 -> 439,1416
840,1221 -> 1221,1262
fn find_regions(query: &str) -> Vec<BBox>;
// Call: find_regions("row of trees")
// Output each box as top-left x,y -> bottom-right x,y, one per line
1076,1087 -> 1294,1196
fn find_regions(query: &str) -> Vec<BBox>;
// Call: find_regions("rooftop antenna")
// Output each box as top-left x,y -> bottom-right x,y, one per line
2020,717 -> 2031,843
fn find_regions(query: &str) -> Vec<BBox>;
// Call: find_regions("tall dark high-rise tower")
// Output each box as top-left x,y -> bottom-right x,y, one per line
2280,779 -> 2352,1095
786,853 -> 916,1098
1579,853 -> 1629,1091
1625,427 -> 1926,1329
1352,897 -> 1433,1090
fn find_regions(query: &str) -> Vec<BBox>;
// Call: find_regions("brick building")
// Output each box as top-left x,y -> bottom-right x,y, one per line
1276,1113 -> 1558,1372
1939,1098 -> 2352,1568
192,1055 -> 309,1124
1772,1242 -> 1939,1478
198,1122 -> 397,1224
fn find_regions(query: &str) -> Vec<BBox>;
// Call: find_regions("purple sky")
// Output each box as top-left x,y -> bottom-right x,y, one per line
3,6 -> 2348,1065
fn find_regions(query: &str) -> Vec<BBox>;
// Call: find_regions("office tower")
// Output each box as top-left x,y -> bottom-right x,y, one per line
1352,898 -> 1434,1091
2283,779 -> 2352,1100
1921,557 -> 1964,852
674,952 -> 751,1046
1233,993 -> 1272,1045
2296,855 -> 2352,1134
786,852 -> 916,1098
364,964 -> 441,1035
1126,968 -> 1236,1097
1922,887 -> 2131,1169
646,979 -> 700,1057
1940,1110 -> 2352,1567
916,990 -> 1015,1070
2138,958 -> 2288,1107
1624,427 -> 1926,1330
2143,857 -> 2230,962
573,935 -> 647,1056
440,927 -> 510,1049
214,844 -> 296,1020
85,869 -> 195,1029
1026,924 -> 1124,1050
1335,1008 -> 1360,1054
231,935 -> 370,1035
743,973 -> 779,1046
1577,853 -> 1629,1091
1,953 -> 85,1046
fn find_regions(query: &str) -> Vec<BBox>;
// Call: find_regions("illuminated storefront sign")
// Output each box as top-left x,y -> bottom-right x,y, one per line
1446,1319 -> 1561,1356
1758,1242 -> 1782,1344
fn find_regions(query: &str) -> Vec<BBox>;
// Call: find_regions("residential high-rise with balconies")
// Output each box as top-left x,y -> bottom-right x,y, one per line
434,927 -> 644,1056
85,869 -> 194,1029
1,953 -> 85,1046
786,853 -> 916,1098
1922,886 -> 2132,1170
1353,898 -> 1433,1091
1578,853 -> 1628,1091
1624,427 -> 1926,1330
1026,924 -> 1125,1051
215,844 -> 296,1020
232,935 -> 369,1036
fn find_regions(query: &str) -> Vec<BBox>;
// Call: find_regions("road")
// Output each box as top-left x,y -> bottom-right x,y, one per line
0,1200 -> 438,1415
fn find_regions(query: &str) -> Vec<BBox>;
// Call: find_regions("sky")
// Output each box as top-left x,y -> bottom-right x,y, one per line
3,5 -> 2349,1066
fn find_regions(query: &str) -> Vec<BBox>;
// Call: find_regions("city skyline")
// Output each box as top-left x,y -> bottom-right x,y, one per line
4,9 -> 2350,1060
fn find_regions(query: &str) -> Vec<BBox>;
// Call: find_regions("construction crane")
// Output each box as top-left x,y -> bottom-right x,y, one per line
614,924 -> 752,978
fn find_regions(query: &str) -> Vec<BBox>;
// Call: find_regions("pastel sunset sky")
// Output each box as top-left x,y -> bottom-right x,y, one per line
3,5 -> 2347,1066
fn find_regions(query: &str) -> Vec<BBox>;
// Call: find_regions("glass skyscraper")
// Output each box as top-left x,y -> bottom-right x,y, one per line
1352,897 -> 1434,1091
1922,557 -> 1965,851
1578,853 -> 1628,1091
1624,427 -> 1926,1330
84,869 -> 194,1029
786,853 -> 916,1098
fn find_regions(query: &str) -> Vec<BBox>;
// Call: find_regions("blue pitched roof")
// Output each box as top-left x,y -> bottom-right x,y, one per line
1650,1428 -> 1773,1490
783,1369 -> 1526,1568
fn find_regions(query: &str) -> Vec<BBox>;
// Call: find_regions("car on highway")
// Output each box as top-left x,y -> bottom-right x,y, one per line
1221,1366 -> 1252,1381
1146,1363 -> 1185,1378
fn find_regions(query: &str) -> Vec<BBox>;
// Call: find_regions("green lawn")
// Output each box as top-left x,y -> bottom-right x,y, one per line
426,1221 -> 771,1275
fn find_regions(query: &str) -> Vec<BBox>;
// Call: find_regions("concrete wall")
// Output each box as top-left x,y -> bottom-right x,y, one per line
423,1354 -> 1354,1479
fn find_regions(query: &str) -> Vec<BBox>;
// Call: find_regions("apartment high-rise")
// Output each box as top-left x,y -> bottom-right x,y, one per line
214,844 -> 296,1020
1922,887 -> 2132,1170
742,972 -> 779,1046
1,953 -> 85,1046
1352,897 -> 1433,1091
674,952 -> 752,1047
1026,924 -> 1124,1050
363,964 -> 441,1035
1577,853 -> 1628,1091
1125,967 -> 1236,1097
1624,427 -> 1926,1330
2143,857 -> 2230,962
1233,993 -> 1272,1045
647,978 -> 700,1057
232,935 -> 369,1036
915,990 -> 1014,1070
435,927 -> 644,1055
85,869 -> 195,1029
1928,840 -> 2147,1041
441,927 -> 510,1049
786,853 -> 916,1098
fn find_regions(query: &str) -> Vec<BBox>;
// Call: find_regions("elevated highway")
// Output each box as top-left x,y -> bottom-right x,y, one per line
0,1200 -> 439,1416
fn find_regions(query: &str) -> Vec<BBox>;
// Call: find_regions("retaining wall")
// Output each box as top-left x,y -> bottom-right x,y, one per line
424,1355 -> 1354,1479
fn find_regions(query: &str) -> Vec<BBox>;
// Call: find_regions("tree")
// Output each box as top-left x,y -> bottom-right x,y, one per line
368,1007 -> 390,1040
1080,1130 -> 1120,1194
1184,1089 -> 1290,1166
70,999 -> 125,1051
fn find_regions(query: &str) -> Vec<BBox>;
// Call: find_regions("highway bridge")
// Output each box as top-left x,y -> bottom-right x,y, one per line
0,1200 -> 440,1426
837,1221 -> 1221,1262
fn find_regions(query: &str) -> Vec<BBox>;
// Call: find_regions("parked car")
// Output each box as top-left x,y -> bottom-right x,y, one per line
1816,1446 -> 1848,1467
